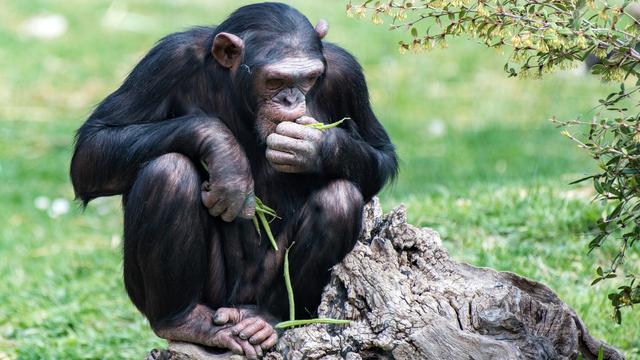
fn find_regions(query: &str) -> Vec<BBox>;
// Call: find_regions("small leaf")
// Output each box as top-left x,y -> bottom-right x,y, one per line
594,178 -> 605,194
591,64 -> 605,75
569,175 -> 594,184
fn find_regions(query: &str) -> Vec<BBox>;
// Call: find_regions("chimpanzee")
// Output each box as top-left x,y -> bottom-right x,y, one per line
71,2 -> 397,358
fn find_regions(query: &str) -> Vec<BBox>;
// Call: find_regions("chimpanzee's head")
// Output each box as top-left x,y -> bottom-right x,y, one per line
211,2 -> 329,139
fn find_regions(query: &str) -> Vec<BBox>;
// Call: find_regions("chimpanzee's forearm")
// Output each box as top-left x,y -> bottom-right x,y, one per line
70,115 -> 244,203
320,128 -> 397,201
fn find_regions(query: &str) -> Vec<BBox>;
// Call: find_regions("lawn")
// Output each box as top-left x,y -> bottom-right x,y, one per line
0,0 -> 638,358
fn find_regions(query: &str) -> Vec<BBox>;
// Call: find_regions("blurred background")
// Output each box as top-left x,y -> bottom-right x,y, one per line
0,0 -> 638,358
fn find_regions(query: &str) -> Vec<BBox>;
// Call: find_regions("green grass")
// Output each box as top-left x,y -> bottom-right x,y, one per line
0,0 -> 638,358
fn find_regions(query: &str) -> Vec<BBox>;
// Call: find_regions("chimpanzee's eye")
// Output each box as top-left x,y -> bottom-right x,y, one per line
303,75 -> 318,88
266,78 -> 284,90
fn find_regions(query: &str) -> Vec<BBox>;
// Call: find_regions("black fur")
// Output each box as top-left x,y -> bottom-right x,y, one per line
71,2 -> 397,327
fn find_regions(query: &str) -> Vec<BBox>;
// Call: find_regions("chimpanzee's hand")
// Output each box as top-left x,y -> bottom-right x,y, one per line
201,152 -> 255,222
265,116 -> 323,173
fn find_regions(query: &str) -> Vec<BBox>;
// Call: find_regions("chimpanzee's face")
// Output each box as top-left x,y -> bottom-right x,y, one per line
253,56 -> 324,139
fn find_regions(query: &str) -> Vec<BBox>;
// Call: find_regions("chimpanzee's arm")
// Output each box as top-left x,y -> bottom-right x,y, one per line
70,27 -> 249,205
71,115 -> 245,203
314,43 -> 398,201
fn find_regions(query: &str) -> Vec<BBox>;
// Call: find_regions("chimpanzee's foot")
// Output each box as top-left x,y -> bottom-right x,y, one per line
152,304 -> 267,359
213,307 -> 278,351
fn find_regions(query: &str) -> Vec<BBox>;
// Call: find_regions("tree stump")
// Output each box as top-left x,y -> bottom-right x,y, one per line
147,199 -> 624,360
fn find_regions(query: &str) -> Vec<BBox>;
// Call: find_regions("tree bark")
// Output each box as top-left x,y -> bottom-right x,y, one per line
147,199 -> 625,360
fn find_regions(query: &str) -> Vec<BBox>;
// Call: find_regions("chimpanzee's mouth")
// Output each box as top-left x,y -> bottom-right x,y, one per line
275,109 -> 306,124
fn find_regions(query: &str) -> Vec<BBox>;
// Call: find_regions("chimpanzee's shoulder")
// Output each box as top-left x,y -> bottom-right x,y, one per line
320,41 -> 368,96
152,26 -> 216,64
322,42 -> 364,74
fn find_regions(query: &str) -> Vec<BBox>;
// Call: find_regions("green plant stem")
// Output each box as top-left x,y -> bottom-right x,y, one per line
304,118 -> 349,131
256,212 -> 277,251
275,318 -> 351,329
255,197 -> 278,217
284,243 -> 295,321
253,196 -> 279,251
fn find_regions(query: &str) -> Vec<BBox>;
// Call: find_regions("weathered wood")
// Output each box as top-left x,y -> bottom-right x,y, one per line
147,199 -> 624,360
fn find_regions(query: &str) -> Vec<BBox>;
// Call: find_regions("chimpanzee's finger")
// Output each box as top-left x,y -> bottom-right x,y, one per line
201,189 -> 220,208
221,193 -> 244,222
237,318 -> 267,340
268,139 -> 315,164
249,325 -> 274,345
215,331 -> 243,354
260,332 -> 278,350
238,339 -> 258,359
266,148 -> 296,165
213,310 -> 229,325
271,163 -> 302,173
213,308 -> 241,325
231,317 -> 257,337
266,133 -> 307,153
295,116 -> 318,125
276,121 -> 321,141
254,344 -> 263,358
209,197 -> 229,217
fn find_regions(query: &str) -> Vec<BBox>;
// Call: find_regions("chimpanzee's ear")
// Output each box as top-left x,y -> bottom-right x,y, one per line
315,19 -> 329,39
212,32 -> 244,68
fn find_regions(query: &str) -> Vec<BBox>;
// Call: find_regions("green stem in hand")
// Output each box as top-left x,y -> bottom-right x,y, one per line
304,117 -> 350,131
201,160 -> 279,251
254,196 -> 279,251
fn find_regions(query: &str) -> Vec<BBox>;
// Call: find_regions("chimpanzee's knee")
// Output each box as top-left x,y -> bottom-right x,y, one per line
300,179 -> 364,257
314,179 -> 363,231
135,153 -> 201,205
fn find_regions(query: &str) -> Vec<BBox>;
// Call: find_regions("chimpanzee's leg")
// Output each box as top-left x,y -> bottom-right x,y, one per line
123,153 -> 212,324
123,153 -> 277,357
123,153 -> 225,345
260,179 -> 364,319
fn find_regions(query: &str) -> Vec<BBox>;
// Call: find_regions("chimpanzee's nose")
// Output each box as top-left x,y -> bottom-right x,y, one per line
284,94 -> 297,106
279,88 -> 303,108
